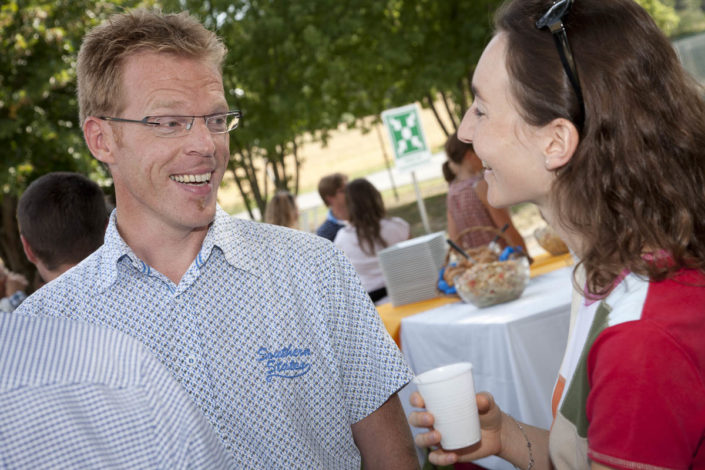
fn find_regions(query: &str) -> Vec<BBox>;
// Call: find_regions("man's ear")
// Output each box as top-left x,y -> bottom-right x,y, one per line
20,235 -> 38,264
83,117 -> 116,165
541,117 -> 579,171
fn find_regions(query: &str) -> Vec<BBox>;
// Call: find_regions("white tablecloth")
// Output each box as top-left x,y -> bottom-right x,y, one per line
399,267 -> 574,469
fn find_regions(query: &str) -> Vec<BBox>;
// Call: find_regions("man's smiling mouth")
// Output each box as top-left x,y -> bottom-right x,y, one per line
170,172 -> 211,185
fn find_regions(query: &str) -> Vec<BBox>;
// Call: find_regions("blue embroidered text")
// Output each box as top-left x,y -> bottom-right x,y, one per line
257,346 -> 312,381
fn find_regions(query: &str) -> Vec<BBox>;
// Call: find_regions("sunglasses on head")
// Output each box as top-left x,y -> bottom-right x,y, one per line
536,0 -> 585,124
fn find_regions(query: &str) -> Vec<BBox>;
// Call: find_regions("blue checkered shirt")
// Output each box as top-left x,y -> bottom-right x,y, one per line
16,206 -> 412,469
0,312 -> 234,469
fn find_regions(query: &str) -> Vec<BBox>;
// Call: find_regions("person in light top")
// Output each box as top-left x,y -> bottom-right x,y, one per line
335,178 -> 410,305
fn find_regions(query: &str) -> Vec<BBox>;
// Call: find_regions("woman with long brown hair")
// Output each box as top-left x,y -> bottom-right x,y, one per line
334,178 -> 410,304
409,0 -> 705,467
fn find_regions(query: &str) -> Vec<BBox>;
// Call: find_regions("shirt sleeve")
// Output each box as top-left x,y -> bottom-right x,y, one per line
586,321 -> 705,469
323,245 -> 413,423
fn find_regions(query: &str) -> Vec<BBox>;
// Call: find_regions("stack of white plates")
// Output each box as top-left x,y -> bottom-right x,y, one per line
379,231 -> 446,306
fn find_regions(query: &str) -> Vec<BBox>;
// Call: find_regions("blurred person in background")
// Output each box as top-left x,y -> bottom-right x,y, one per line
445,132 -> 527,253
441,160 -> 456,184
335,178 -> 410,305
1,172 -> 108,314
264,190 -> 299,229
0,262 -> 28,313
17,172 -> 109,284
316,172 -> 349,241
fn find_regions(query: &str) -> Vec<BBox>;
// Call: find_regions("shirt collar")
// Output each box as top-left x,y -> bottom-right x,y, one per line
96,209 -> 133,293
208,205 -> 262,277
326,209 -> 345,225
97,206 -> 263,293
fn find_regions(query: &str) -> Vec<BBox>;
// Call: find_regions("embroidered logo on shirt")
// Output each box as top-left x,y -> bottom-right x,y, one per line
257,345 -> 312,382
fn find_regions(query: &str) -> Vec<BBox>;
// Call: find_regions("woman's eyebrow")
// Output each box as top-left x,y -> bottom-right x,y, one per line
470,83 -> 483,101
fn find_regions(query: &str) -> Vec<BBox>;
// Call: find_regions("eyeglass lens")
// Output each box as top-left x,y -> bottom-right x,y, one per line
148,112 -> 240,136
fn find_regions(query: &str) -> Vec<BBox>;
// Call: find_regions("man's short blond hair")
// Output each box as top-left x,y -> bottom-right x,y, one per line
77,9 -> 227,125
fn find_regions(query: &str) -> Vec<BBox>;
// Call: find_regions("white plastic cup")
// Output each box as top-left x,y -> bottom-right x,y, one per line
412,362 -> 480,450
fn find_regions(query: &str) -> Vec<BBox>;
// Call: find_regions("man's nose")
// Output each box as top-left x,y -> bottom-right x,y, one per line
187,117 -> 217,155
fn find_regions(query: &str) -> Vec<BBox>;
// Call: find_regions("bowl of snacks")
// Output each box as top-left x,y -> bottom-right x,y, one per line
534,225 -> 569,256
454,256 -> 530,308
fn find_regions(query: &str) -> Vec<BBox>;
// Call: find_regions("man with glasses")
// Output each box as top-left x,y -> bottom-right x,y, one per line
16,9 -> 417,469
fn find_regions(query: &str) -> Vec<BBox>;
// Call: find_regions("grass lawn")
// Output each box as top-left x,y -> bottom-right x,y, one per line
387,192 -> 448,238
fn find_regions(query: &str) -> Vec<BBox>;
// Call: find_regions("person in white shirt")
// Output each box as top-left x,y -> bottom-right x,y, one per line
334,178 -> 410,304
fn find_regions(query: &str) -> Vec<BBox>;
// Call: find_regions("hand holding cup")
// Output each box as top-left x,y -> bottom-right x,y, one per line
409,365 -> 504,466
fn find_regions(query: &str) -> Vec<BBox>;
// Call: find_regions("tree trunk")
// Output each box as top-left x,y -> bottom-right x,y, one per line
440,90 -> 458,131
457,77 -> 469,119
292,139 -> 301,195
236,137 -> 266,213
424,92 -> 449,138
227,155 -> 255,220
269,147 -> 282,188
263,160 -> 271,215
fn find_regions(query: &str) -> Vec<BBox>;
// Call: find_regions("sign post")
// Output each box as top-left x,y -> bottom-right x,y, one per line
381,103 -> 432,233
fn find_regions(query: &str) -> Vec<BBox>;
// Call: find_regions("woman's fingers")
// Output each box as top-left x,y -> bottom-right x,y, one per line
408,409 -> 434,427
476,391 -> 494,412
409,391 -> 425,408
428,449 -> 459,466
413,429 -> 442,449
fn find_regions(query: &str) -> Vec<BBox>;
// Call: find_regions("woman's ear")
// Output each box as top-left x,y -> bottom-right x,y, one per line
541,117 -> 579,171
83,117 -> 116,165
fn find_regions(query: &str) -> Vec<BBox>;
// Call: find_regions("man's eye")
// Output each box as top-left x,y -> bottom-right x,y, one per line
164,118 -> 186,128
152,117 -> 187,128
210,115 -> 226,126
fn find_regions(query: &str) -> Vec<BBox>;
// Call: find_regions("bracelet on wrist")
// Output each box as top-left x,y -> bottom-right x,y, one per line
509,415 -> 534,470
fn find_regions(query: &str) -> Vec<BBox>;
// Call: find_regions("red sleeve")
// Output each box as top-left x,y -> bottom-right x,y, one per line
586,321 -> 705,469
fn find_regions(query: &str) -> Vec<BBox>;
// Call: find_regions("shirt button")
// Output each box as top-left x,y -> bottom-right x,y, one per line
188,354 -> 197,364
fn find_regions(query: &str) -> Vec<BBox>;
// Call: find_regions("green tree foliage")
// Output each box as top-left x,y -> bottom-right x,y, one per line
166,0 -> 498,217
0,0 -> 145,282
373,0 -> 498,134
170,0 -> 677,218
637,0 -> 681,35
0,0 -> 696,259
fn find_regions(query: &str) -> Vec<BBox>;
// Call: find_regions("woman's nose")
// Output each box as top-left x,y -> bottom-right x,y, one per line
457,109 -> 474,144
